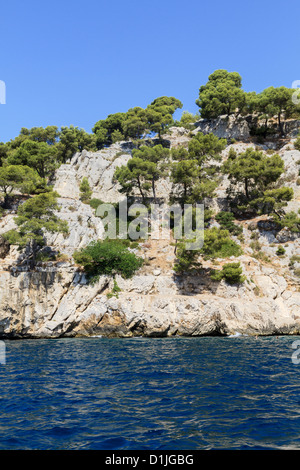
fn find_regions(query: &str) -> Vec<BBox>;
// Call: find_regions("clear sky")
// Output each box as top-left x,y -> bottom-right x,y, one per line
0,0 -> 299,142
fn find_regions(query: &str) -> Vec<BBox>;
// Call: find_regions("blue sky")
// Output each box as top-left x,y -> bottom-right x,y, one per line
0,0 -> 299,142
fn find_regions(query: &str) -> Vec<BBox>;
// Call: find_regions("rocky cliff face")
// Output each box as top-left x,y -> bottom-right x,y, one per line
0,253 -> 299,338
0,117 -> 299,338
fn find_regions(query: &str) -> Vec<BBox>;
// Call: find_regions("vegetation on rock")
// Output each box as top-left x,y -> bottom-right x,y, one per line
73,239 -> 144,282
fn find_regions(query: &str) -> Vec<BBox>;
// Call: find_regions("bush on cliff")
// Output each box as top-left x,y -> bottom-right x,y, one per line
201,227 -> 243,259
173,240 -> 202,274
210,262 -> 246,285
215,211 -> 243,236
3,192 -> 69,263
73,238 -> 144,282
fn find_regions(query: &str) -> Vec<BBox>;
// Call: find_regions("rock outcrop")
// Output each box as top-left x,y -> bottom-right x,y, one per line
0,120 -> 299,338
0,254 -> 299,338
193,115 -> 251,141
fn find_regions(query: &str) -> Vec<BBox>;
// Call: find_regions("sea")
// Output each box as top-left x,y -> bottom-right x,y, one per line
0,335 -> 299,450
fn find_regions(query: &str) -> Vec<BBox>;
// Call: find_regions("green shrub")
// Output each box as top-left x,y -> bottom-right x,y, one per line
250,240 -> 261,252
210,262 -> 246,285
111,130 -> 125,143
294,135 -> 300,151
276,245 -> 286,256
35,251 -> 57,262
201,227 -> 243,259
107,279 -> 122,298
89,198 -> 104,210
274,211 -> 300,233
2,229 -> 22,246
289,254 -> 300,267
250,231 -> 259,240
215,211 -> 243,236
79,177 -> 92,203
173,240 -> 202,273
73,239 -> 143,282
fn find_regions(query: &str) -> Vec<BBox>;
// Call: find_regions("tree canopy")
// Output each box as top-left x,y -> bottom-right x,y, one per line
196,69 -> 246,118
3,192 -> 68,255
114,144 -> 170,203
0,165 -> 46,207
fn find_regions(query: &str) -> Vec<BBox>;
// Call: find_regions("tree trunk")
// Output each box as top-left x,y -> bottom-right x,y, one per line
152,179 -> 157,203
137,177 -> 146,205
3,191 -> 12,209
278,112 -> 284,136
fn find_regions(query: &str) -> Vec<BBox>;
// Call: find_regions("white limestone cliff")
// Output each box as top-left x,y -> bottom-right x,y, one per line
0,117 -> 299,338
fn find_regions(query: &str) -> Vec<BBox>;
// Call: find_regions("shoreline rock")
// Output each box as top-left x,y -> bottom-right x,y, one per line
0,263 -> 299,339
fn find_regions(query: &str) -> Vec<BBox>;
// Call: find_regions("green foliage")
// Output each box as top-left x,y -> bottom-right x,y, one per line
56,126 -> 96,163
0,165 -> 45,206
114,145 -> 170,202
111,129 -> 125,143
224,147 -> 284,197
290,254 -> 300,265
92,112 -> 127,148
174,111 -> 199,129
197,69 -> 299,129
256,87 -> 295,135
79,177 -> 92,203
14,126 -> 59,146
146,96 -> 183,138
276,245 -> 286,256
249,187 -> 294,216
92,97 -> 182,147
173,240 -> 202,274
223,148 -> 285,215
73,239 -> 143,282
211,262 -> 246,284
89,198 -> 104,210
35,251 -> 57,262
294,133 -> 300,151
173,227 -> 242,273
273,211 -> 300,233
170,158 -> 200,201
215,211 -> 243,236
3,192 -> 68,249
188,132 -> 226,164
107,279 -> 122,298
2,229 -> 22,246
0,142 -> 11,165
114,157 -> 152,203
122,107 -> 148,141
1,125 -> 96,174
195,70 -> 299,136
170,133 -> 226,205
201,227 -> 243,259
7,140 -> 58,178
196,69 -> 246,118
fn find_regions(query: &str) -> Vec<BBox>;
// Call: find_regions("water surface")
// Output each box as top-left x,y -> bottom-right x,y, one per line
0,335 -> 299,449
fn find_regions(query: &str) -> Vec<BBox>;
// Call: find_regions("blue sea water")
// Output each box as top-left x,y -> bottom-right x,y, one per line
0,335 -> 300,450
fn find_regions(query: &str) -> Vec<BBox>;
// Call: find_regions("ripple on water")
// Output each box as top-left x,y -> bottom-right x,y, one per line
0,336 -> 300,449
